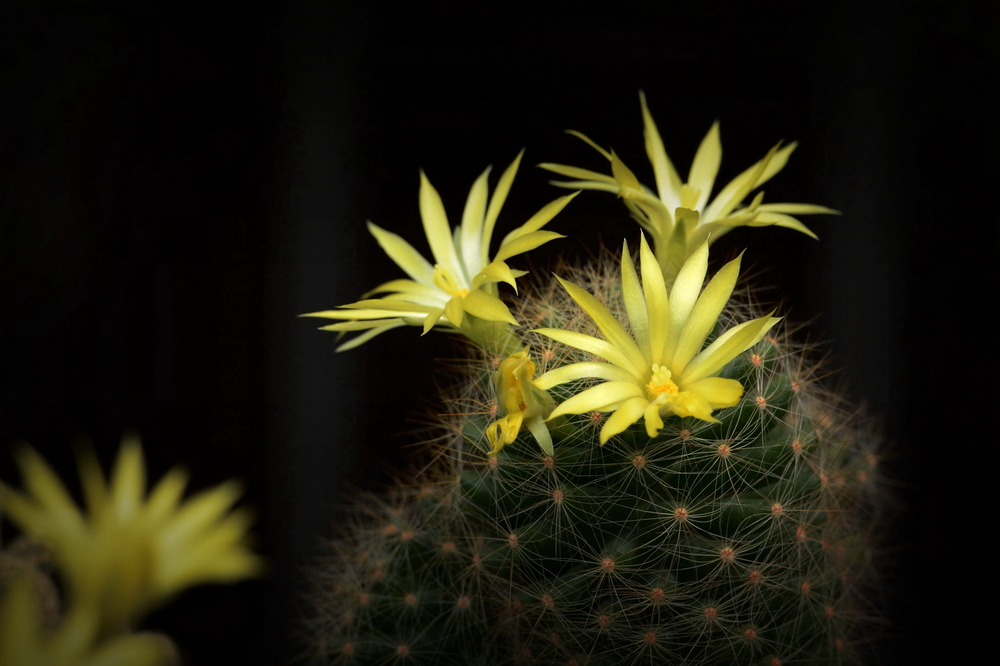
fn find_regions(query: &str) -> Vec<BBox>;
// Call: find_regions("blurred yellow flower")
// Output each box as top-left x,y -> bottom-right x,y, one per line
0,434 -> 263,635
304,152 -> 576,350
0,575 -> 177,666
540,93 -> 835,283
534,236 -> 779,444
486,348 -> 555,456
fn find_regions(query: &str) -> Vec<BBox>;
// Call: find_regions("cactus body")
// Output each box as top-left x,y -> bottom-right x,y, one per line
306,256 -> 883,665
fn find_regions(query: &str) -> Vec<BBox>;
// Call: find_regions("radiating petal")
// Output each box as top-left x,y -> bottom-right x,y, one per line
751,211 -> 819,238
672,252 -> 742,371
499,192 -> 579,246
459,167 -> 491,278
481,150 -> 524,265
461,289 -> 519,325
757,202 -> 839,215
444,295 -> 465,327
639,234 -> 669,365
669,391 -> 719,422
361,278 -> 443,302
534,362 -> 637,390
524,417 -> 554,456
336,321 -> 407,351
536,163 -> 617,184
681,314 -> 780,384
473,259 -> 519,291
422,308 -> 444,335
686,377 -> 744,408
554,276 -> 646,373
643,401 -> 665,438
664,239 -> 708,366
493,230 -> 565,263
419,171 -> 465,281
600,396 -> 650,444
366,222 -> 435,285
688,121 -> 722,212
701,144 -> 777,223
549,381 -> 644,418
339,299 -> 439,314
620,243 -> 649,360
566,130 -> 613,160
640,91 -> 682,213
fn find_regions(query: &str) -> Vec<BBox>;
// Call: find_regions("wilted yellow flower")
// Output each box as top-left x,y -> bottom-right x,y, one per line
540,92 -> 835,283
533,236 -> 779,444
0,435 -> 263,635
0,575 -> 177,666
304,152 -> 576,350
486,348 -> 556,456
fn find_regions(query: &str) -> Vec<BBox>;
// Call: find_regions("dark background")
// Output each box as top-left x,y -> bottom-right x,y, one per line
2,1 -> 994,663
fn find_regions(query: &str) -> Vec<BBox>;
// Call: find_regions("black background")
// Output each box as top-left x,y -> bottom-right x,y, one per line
2,1 -> 994,663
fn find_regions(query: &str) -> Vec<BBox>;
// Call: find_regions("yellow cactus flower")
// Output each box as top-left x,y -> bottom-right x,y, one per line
304,151 -> 576,351
486,348 -> 556,456
0,435 -> 263,635
539,92 -> 836,283
533,236 -> 779,444
0,575 -> 177,666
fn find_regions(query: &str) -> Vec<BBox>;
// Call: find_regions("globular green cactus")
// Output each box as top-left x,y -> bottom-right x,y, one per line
303,252 -> 883,665
301,100 -> 883,664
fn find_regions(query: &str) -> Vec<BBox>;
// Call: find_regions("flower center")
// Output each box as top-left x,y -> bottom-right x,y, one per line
646,364 -> 678,399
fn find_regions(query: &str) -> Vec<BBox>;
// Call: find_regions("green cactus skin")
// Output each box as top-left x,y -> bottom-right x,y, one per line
304,255 -> 884,666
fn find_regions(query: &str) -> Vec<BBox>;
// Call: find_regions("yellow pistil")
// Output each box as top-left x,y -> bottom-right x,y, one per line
646,364 -> 679,398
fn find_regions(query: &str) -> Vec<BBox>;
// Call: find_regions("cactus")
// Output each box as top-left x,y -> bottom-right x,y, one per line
301,99 -> 884,665
303,260 -> 883,665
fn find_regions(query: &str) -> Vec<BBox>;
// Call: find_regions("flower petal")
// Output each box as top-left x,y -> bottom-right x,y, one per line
640,91 -> 683,213
639,234 -> 670,365
688,121 -> 722,212
549,381 -> 645,418
493,230 -> 565,264
554,276 -> 646,375
534,361 -> 637,390
664,239 -> 709,366
620,243 -> 649,360
685,377 -> 744,408
366,222 -> 435,285
458,167 -> 491,278
600,396 -> 650,444
481,150 -> 523,265
444,294 -> 465,327
672,252 -> 742,371
499,191 -> 579,246
419,171 -> 465,283
461,289 -> 518,325
681,314 -> 780,384
335,321 -> 407,351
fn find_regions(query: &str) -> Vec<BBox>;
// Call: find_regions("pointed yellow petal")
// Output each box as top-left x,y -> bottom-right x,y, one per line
536,163 -> 616,184
361,278 -> 443,302
421,308 -> 444,335
459,166 -> 491,278
639,234 -> 669,365
701,143 -> 778,222
664,240 -> 709,366
444,294 -> 465,327
669,390 -> 719,422
643,401 -> 665,438
481,150 -> 524,264
336,321 -> 407,351
688,121 -> 722,212
549,381 -> 644,418
686,377 -> 744,408
473,259 -> 519,291
524,417 -> 554,456
462,289 -> 518,325
534,327 -> 643,378
620,242 -> 649,360
751,211 -> 819,238
610,151 -> 644,196
640,91 -> 683,213
757,203 -> 839,215
366,222 -> 435,285
419,171 -> 465,282
599,396 -> 649,444
672,252 -> 742,371
681,314 -> 780,383
554,275 -> 647,374
534,361 -> 637,390
499,191 -> 579,246
566,130 -> 613,160
493,230 -> 565,264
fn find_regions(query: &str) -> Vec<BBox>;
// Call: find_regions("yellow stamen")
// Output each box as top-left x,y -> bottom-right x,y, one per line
646,364 -> 679,399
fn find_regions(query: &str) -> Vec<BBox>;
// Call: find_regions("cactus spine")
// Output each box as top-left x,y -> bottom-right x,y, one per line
304,255 -> 883,665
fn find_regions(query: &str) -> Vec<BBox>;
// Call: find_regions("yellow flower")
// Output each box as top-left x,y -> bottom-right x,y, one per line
0,575 -> 177,666
303,152 -> 576,350
0,434 -> 263,635
533,235 -> 779,444
539,93 -> 835,282
486,348 -> 556,456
